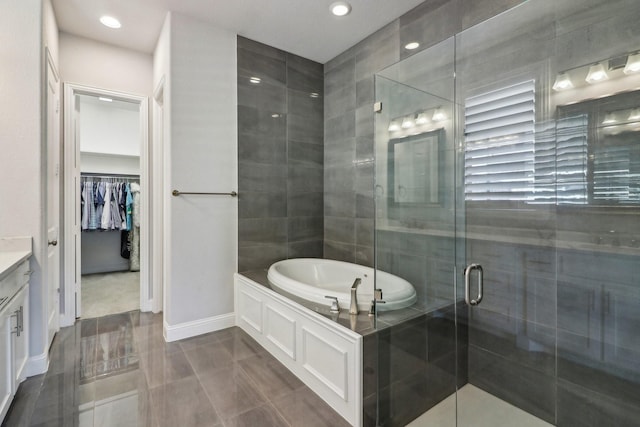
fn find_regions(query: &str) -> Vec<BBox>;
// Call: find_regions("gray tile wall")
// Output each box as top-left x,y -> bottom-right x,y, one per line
322,0 -> 523,267
238,37 -> 324,271
325,0 -> 640,425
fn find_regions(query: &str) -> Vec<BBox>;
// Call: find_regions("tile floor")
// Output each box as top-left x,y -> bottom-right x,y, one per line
407,384 -> 553,427
81,272 -> 140,319
2,311 -> 351,427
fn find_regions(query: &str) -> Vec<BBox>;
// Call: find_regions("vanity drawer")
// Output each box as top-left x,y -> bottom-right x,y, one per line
0,261 -> 30,306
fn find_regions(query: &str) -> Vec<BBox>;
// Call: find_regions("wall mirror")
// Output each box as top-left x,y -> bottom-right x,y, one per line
557,89 -> 640,206
388,128 -> 444,206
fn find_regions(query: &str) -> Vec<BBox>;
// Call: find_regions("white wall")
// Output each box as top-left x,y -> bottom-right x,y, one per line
0,0 -> 48,370
59,33 -> 153,96
79,97 -> 141,157
161,12 -> 238,338
78,96 -> 141,175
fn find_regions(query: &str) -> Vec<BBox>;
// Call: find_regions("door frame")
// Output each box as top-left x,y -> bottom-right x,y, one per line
61,83 -> 152,326
45,47 -> 60,346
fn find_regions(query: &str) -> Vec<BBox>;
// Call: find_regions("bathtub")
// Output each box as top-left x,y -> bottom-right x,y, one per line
267,258 -> 417,312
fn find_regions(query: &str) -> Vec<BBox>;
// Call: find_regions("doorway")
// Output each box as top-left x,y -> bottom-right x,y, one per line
62,84 -> 151,325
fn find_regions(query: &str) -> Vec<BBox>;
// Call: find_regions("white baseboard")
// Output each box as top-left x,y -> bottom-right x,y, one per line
25,352 -> 49,377
163,312 -> 235,342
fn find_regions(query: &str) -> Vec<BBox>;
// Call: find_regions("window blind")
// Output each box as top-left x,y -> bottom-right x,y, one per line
464,80 -> 536,201
533,115 -> 589,204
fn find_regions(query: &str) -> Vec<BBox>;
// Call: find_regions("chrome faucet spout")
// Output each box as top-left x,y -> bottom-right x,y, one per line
350,278 -> 362,315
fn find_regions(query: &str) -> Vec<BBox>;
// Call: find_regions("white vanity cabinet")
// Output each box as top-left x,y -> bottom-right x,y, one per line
0,309 -> 12,421
8,283 -> 29,390
0,255 -> 31,423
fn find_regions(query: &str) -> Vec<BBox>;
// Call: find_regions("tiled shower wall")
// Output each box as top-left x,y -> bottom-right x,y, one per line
322,0 -> 523,266
237,37 -> 324,271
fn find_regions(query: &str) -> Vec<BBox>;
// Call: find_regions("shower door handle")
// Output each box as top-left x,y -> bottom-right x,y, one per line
464,264 -> 483,306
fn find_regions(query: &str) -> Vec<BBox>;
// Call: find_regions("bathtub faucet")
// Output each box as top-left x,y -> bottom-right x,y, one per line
350,278 -> 362,315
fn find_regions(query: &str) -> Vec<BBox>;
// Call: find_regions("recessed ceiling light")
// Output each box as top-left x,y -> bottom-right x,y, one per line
249,77 -> 261,84
330,1 -> 352,16
405,42 -> 420,50
99,15 -> 121,29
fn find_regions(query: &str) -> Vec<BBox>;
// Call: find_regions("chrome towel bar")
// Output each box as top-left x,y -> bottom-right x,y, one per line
172,190 -> 238,197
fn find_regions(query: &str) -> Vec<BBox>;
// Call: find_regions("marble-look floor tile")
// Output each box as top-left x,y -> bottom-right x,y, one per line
223,403 -> 288,427
238,353 -> 304,400
5,315 -> 347,427
184,342 -> 235,374
271,386 -> 351,427
198,364 -> 267,420
139,349 -> 195,388
150,376 -> 220,427
178,331 -> 219,352
218,329 -> 268,361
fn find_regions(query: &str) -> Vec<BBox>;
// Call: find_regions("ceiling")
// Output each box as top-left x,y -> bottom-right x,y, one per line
51,0 -> 426,64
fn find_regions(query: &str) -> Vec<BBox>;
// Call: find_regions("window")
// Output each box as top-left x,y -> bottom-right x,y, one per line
464,80 -> 536,201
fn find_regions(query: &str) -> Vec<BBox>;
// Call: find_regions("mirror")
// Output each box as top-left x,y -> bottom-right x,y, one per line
557,89 -> 640,206
388,129 -> 443,205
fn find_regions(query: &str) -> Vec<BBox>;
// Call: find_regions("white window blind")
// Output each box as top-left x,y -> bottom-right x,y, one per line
464,80 -> 536,201
533,115 -> 589,204
593,145 -> 640,204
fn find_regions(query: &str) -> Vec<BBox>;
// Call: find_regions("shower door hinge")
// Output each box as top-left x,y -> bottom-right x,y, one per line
374,101 -> 382,113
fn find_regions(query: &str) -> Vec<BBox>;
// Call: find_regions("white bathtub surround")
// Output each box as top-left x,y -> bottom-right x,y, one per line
268,258 -> 417,313
235,274 -> 363,427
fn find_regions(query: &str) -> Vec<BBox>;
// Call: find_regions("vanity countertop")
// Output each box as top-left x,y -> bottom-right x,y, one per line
0,237 -> 32,282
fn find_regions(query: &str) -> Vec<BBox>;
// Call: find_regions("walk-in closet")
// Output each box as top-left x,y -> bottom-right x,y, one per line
78,94 -> 142,318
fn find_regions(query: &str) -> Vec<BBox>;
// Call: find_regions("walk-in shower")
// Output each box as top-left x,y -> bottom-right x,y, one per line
371,0 -> 640,425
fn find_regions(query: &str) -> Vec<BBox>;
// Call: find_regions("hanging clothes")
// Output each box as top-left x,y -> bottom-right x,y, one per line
80,176 -> 139,232
129,182 -> 141,272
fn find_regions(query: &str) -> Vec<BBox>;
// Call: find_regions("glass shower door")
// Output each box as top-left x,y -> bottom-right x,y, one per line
372,37 -> 462,427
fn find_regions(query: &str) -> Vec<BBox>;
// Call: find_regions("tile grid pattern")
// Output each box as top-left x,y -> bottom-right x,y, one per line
2,311 -> 349,427
237,37 -> 324,272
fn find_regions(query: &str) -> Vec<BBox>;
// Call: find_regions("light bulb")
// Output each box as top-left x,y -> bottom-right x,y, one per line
432,107 -> 447,122
628,108 -> 640,121
624,53 -> 640,74
405,42 -> 420,50
552,72 -> 574,91
415,112 -> 429,125
401,116 -> 415,129
602,113 -> 617,125
388,119 -> 401,132
586,63 -> 609,84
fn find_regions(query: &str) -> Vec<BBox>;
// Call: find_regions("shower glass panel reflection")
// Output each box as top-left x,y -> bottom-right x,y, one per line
373,37 -> 461,427
373,0 -> 640,426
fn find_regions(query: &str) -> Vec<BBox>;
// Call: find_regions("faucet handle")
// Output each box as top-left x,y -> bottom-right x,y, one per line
324,296 -> 340,313
368,298 -> 386,316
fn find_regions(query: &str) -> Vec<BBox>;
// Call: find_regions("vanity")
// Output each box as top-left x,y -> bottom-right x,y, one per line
0,237 -> 31,422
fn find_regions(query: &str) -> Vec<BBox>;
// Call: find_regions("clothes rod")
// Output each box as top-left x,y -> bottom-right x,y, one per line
172,190 -> 238,197
81,172 -> 140,179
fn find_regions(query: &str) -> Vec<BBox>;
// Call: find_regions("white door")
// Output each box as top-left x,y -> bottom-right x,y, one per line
46,53 -> 60,347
